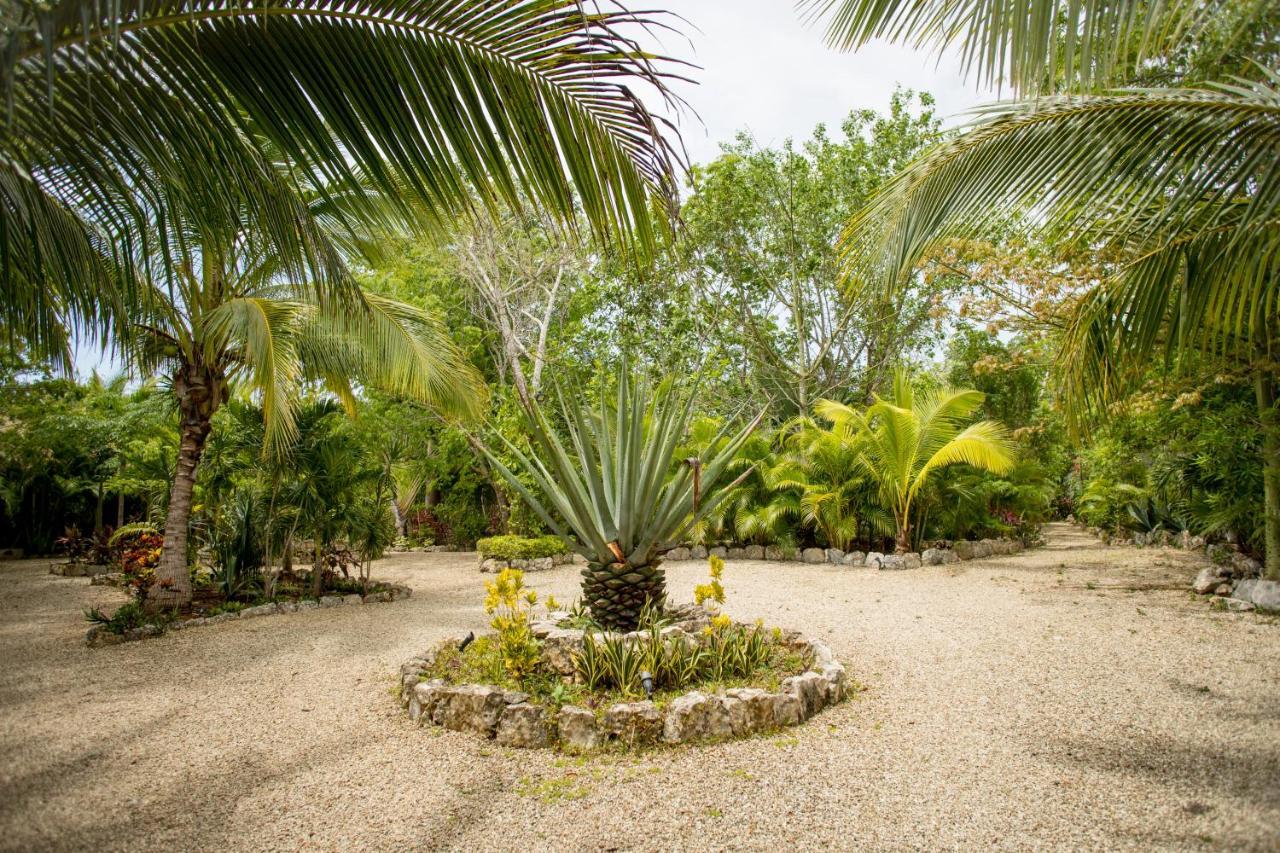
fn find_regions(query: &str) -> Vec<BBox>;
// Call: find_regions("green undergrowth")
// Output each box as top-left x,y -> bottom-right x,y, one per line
420,629 -> 813,714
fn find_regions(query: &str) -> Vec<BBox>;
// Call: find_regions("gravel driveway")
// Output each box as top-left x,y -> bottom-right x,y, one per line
0,524 -> 1276,851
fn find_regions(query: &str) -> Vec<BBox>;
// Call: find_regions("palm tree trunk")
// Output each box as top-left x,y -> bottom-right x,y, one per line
1255,372 -> 1280,580
147,360 -> 223,614
116,492 -> 125,528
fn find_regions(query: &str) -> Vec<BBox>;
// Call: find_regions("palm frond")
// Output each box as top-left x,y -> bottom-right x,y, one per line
1,0 -> 689,362
801,0 -> 1221,95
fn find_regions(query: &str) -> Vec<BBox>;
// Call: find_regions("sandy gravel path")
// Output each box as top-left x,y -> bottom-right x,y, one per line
0,524 -> 1276,851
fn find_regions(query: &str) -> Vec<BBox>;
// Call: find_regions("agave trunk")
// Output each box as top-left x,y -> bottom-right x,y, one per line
581,560 -> 666,632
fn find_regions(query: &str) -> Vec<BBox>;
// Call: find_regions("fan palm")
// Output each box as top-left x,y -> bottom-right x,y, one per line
0,0 -> 687,367
483,367 -> 761,631
818,372 -> 1016,552
682,421 -> 800,548
806,0 -> 1280,576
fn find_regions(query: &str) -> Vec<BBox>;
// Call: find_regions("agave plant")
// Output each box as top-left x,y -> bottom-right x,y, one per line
484,367 -> 761,631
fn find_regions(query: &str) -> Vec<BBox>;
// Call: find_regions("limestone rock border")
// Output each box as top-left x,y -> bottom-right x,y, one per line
85,583 -> 413,647
397,621 -> 848,750
661,536 -> 1027,570
477,553 -> 575,574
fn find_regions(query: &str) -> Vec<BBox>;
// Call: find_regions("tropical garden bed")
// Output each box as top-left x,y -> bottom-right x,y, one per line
399,563 -> 847,750
81,524 -> 411,646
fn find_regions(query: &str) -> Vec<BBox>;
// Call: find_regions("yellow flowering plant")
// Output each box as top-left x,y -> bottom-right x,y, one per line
483,568 -> 542,679
694,555 -> 727,608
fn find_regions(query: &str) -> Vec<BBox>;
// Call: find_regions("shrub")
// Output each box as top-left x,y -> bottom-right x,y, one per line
476,534 -> 567,561
483,568 -> 542,679
693,555 -> 726,607
113,528 -> 163,600
84,600 -> 149,635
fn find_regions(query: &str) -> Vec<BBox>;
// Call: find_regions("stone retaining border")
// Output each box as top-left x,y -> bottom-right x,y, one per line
661,536 -> 1028,569
85,584 -> 413,647
397,617 -> 848,750
477,553 -> 575,574
49,561 -> 111,577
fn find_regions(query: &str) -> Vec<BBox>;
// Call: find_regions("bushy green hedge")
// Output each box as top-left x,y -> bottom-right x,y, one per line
476,534 -> 567,560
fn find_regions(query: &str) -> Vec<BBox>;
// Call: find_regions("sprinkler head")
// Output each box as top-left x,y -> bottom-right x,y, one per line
640,670 -> 654,699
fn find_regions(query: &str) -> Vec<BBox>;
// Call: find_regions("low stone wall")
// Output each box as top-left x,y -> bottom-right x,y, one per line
478,553 -> 575,573
661,537 -> 1027,570
85,583 -> 413,647
397,612 -> 848,750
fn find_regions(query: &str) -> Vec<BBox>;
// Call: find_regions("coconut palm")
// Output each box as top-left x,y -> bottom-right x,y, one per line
0,0 -> 687,367
818,372 -> 1016,552
806,0 -> 1280,576
132,226 -> 484,611
483,367 -> 761,631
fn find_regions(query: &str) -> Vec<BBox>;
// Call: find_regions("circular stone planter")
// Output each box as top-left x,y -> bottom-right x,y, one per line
397,608 -> 848,750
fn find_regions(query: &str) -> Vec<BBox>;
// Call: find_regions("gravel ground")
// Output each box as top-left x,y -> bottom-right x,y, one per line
0,524 -> 1277,852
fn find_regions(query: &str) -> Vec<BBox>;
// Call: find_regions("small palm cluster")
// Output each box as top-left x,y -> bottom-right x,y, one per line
701,370 -> 1018,553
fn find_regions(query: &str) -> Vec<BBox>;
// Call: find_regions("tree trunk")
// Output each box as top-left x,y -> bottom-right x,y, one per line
93,482 -> 105,536
390,499 -> 406,538
116,492 -> 125,528
147,360 -> 224,614
310,538 -> 325,597
1256,372 -> 1280,580
895,511 -> 911,554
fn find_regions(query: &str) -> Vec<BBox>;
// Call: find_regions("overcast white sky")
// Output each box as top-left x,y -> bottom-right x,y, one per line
647,0 -> 997,166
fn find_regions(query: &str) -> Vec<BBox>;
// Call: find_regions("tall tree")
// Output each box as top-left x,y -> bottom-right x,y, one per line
680,90 -> 944,412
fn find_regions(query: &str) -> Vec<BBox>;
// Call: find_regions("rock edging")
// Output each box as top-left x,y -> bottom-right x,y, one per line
1073,522 -> 1276,613
477,553 -> 575,574
85,584 -> 414,647
660,537 -> 1027,569
397,624 -> 848,750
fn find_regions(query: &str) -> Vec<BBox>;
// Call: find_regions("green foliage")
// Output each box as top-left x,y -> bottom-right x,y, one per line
476,535 -> 567,561
1071,378 -> 1263,550
486,363 -> 759,566
84,600 -> 150,635
573,617 -> 789,697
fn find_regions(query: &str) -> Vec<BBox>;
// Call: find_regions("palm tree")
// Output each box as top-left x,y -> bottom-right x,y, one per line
817,372 -> 1015,552
1,2 -> 690,608
133,228 -> 483,611
483,366 -> 761,631
768,416 -> 885,551
1,1 -> 688,367
805,0 -> 1280,577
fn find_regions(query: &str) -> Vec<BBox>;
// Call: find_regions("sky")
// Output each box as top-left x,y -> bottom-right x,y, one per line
73,1 -> 998,378
644,0 -> 997,167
